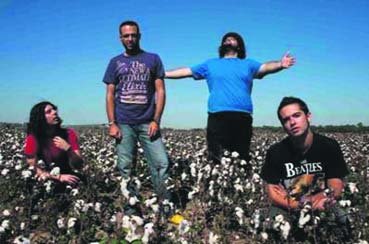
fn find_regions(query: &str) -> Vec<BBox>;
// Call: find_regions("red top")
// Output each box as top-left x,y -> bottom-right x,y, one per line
24,128 -> 80,173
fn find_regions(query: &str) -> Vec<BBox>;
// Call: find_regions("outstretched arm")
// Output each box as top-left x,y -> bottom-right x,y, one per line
165,67 -> 193,79
255,52 -> 295,79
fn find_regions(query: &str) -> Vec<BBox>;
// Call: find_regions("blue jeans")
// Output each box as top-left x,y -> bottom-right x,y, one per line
116,123 -> 169,199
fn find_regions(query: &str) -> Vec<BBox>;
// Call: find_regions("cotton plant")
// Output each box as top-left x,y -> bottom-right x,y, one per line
273,214 -> 291,240
121,215 -> 145,243
298,203 -> 312,228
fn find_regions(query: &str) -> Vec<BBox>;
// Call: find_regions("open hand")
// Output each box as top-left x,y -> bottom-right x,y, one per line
281,52 -> 295,68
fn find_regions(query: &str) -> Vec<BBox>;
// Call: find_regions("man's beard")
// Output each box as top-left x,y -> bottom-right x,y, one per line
220,44 -> 239,55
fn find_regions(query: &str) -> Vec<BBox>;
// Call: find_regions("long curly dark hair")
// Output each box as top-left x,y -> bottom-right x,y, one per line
26,101 -> 68,156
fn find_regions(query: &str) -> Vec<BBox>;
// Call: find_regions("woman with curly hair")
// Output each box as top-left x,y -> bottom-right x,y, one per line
24,101 -> 84,184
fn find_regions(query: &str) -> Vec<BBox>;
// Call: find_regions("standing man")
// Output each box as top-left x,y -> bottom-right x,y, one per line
165,32 -> 295,162
260,97 -> 349,233
103,20 -> 169,208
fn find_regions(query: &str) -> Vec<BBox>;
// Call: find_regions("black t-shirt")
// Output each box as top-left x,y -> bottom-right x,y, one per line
260,133 -> 349,200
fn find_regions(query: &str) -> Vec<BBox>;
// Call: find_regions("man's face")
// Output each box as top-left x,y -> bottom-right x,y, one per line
279,103 -> 311,137
120,25 -> 140,51
223,36 -> 238,47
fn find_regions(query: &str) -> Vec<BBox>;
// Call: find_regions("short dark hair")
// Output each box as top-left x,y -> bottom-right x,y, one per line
218,32 -> 246,59
119,20 -> 140,35
277,96 -> 310,122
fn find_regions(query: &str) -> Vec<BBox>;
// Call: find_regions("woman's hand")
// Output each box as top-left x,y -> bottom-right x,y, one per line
53,136 -> 71,151
58,174 -> 80,184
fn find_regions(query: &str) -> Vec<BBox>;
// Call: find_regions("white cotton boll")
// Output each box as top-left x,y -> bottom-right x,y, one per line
94,202 -> 102,213
129,196 -> 139,206
0,226 -> 5,233
67,217 -> 77,228
188,187 -> 199,199
209,231 -> 219,244
2,209 -> 10,216
1,220 -> 10,230
275,214 -> 284,223
122,216 -> 131,229
82,203 -> 93,213
1,168 -> 9,176
204,164 -> 212,173
314,216 -> 320,225
178,220 -> 190,235
245,182 -> 252,190
190,164 -> 197,177
231,151 -> 239,158
253,209 -> 261,229
31,215 -> 38,221
298,208 -> 311,228
357,240 -> 369,244
71,188 -> 79,196
280,221 -> 291,240
339,200 -> 351,207
21,170 -> 32,179
15,164 -> 22,170
57,218 -> 65,229
260,232 -> 268,241
151,204 -> 159,213
252,173 -> 260,183
120,178 -> 131,199
44,180 -> 53,193
110,215 -> 116,223
50,167 -> 60,176
132,178 -> 141,191
144,197 -> 157,207
131,215 -> 144,226
235,207 -> 244,225
181,172 -> 187,180
13,235 -> 30,244
138,148 -> 144,154
348,182 -> 359,193
197,172 -> 203,184
142,222 -> 154,244
211,167 -> 219,176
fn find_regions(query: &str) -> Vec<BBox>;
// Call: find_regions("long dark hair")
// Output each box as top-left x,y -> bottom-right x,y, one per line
218,32 -> 246,59
27,101 -> 68,156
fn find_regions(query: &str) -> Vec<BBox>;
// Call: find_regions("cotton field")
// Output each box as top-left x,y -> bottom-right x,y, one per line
0,124 -> 368,243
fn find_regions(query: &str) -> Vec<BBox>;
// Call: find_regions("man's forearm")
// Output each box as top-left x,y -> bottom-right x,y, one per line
266,184 -> 300,210
256,61 -> 283,79
165,67 -> 193,79
106,85 -> 116,123
154,81 -> 165,123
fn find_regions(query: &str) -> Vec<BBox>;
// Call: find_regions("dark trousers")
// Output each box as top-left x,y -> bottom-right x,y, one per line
207,111 -> 253,162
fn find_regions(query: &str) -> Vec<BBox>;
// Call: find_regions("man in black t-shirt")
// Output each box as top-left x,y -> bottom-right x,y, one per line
261,97 -> 349,214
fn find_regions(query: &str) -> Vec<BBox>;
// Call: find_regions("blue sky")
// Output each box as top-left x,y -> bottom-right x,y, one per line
1,0 -> 368,128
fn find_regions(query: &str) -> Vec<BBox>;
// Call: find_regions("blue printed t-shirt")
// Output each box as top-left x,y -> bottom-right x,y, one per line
103,51 -> 164,124
191,58 -> 261,114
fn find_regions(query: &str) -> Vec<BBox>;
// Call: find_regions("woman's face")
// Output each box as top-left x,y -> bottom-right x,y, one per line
44,104 -> 60,125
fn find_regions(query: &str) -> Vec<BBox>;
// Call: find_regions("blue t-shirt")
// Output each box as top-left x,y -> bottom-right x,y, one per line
191,58 -> 261,114
103,51 -> 164,124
